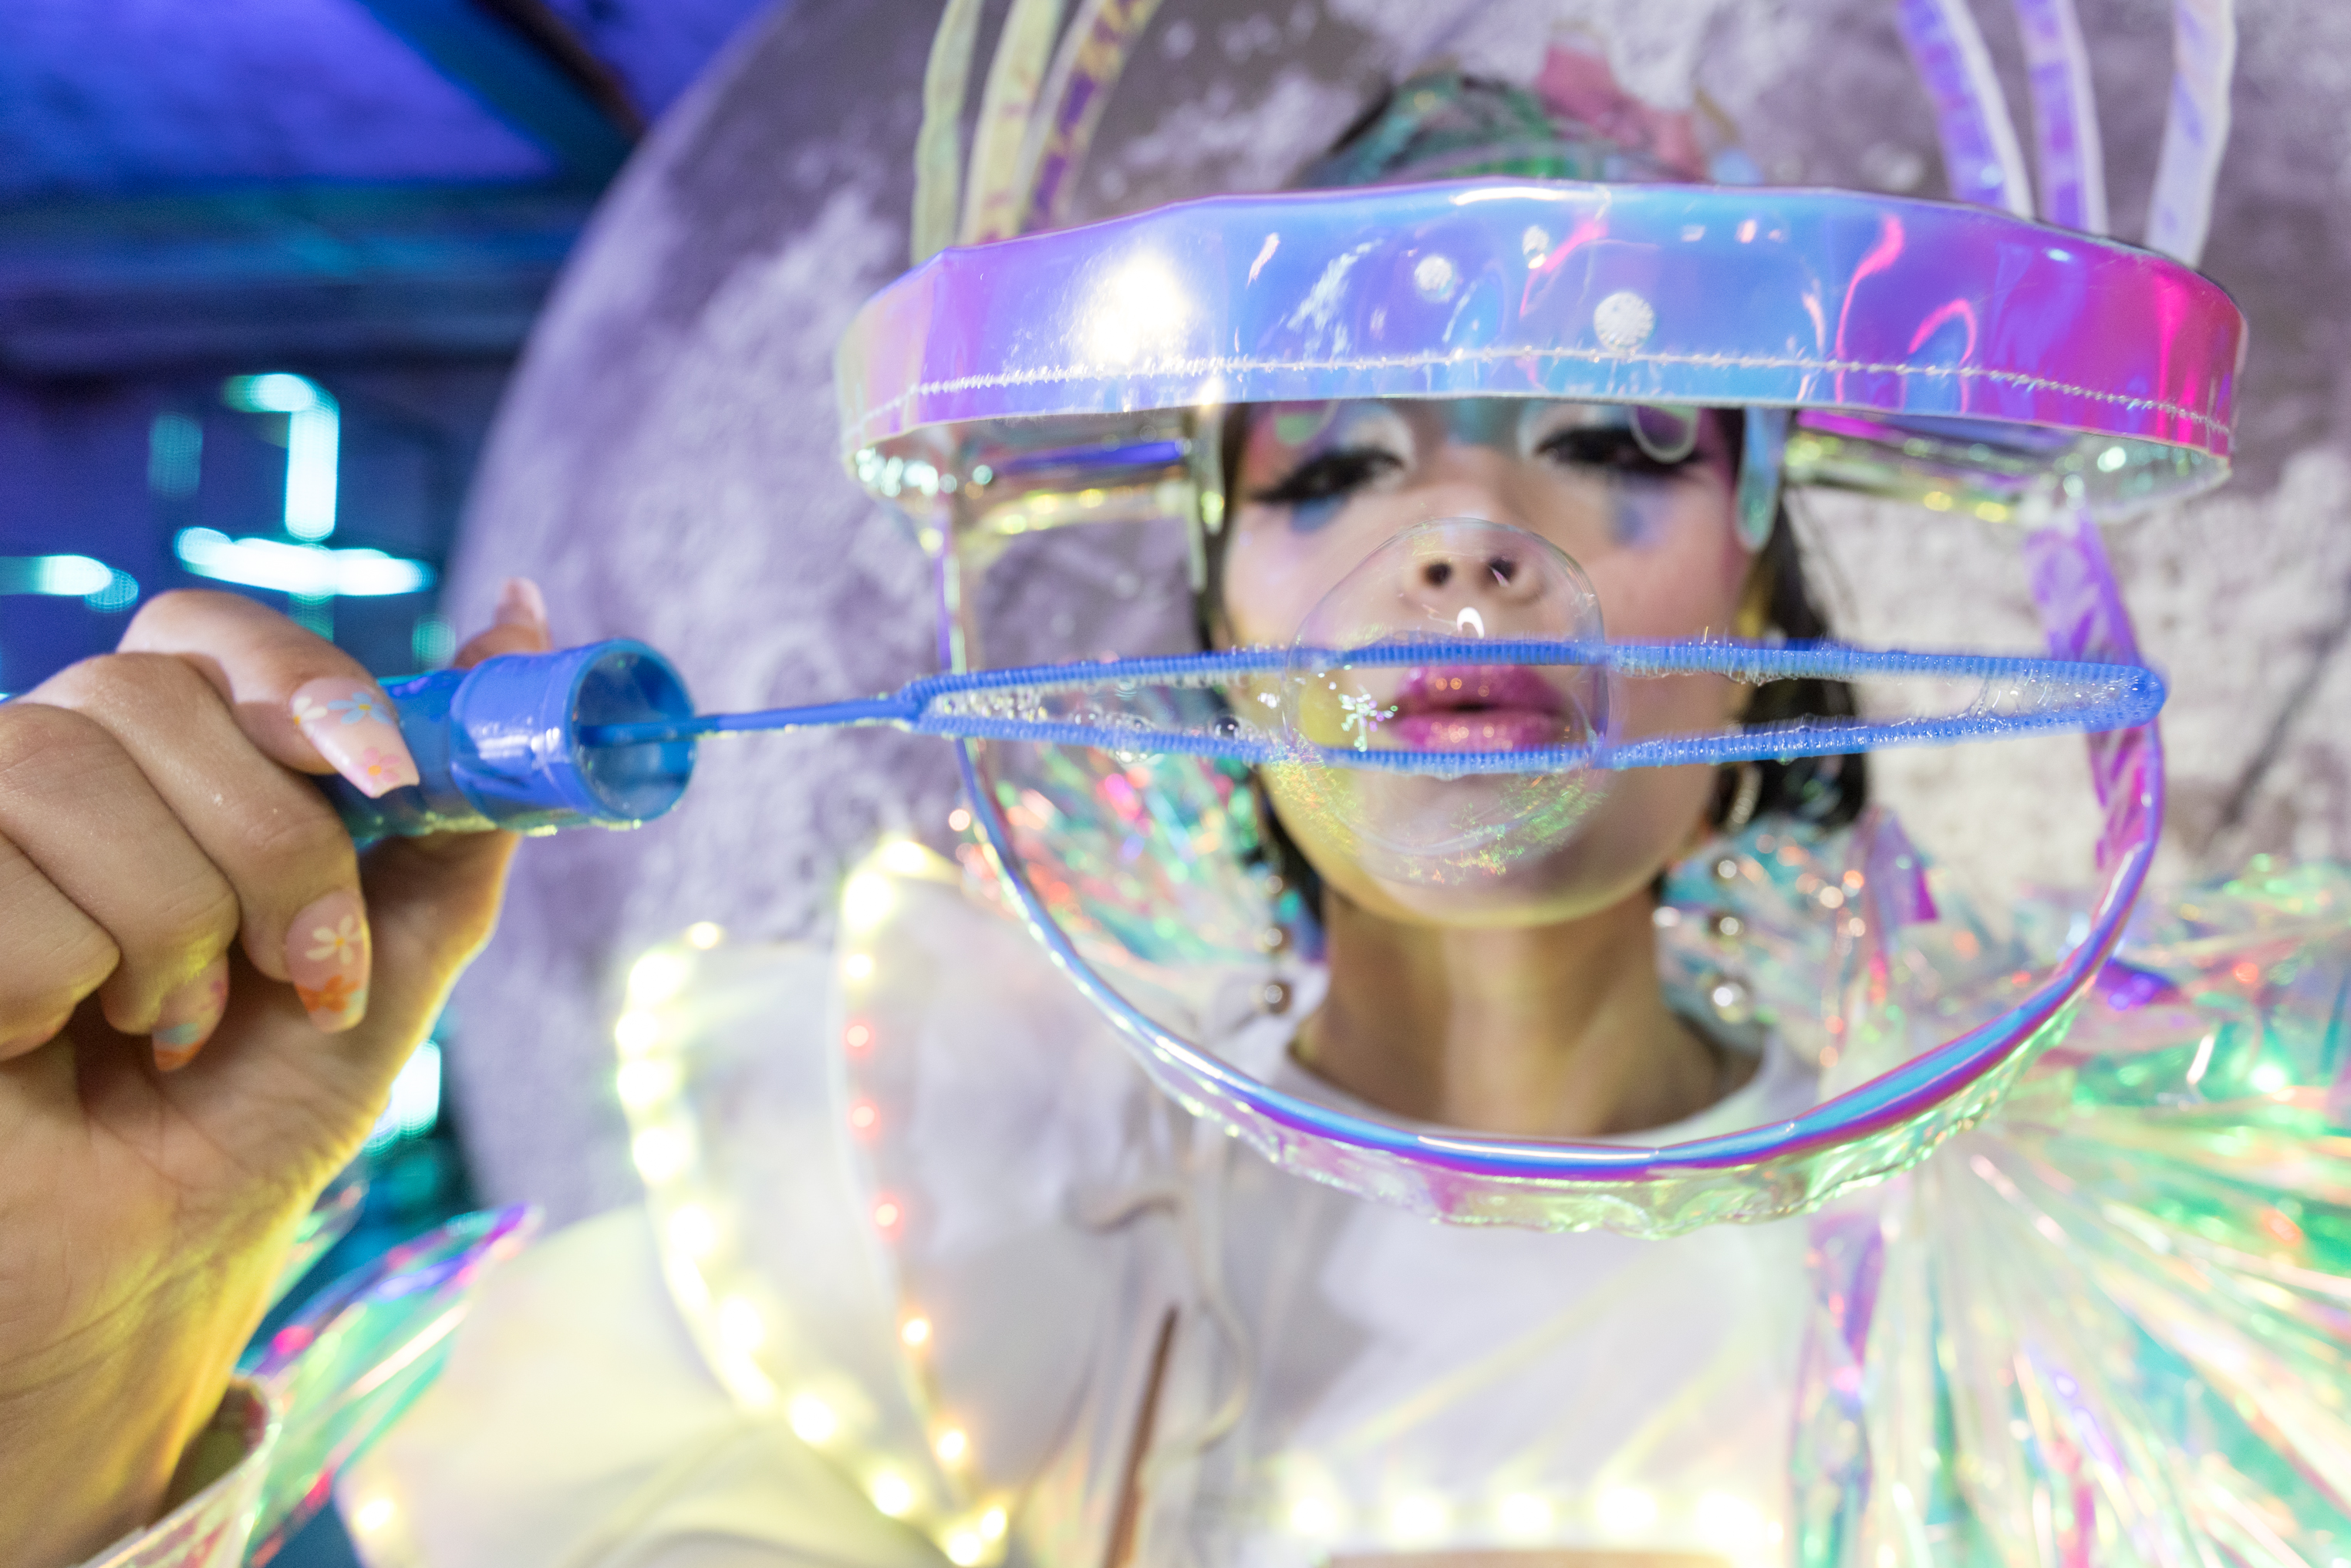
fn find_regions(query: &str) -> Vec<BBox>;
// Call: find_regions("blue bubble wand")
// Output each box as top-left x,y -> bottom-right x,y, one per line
326,638 -> 2162,845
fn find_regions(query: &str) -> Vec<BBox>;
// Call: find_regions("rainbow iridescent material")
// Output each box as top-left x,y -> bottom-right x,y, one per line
1786,857 -> 2351,1566
838,180 -> 2241,518
828,157 -> 2235,1231
73,1204 -> 535,1568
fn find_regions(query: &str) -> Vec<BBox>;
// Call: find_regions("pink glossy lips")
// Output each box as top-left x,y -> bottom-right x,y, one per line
1390,665 -> 1571,751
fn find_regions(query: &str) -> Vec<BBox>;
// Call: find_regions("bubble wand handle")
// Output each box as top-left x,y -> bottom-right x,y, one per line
322,640 -> 699,848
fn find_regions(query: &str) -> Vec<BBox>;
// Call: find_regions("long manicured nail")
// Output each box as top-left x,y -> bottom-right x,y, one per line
153,957 -> 231,1071
286,890 -> 370,1034
291,677 -> 420,799
494,577 -> 548,634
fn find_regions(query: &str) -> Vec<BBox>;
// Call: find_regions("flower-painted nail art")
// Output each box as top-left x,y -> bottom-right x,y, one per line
287,889 -> 370,1033
153,959 -> 231,1071
292,677 -> 420,799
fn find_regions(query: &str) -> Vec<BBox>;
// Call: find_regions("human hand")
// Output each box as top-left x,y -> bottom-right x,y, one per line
0,580 -> 552,1566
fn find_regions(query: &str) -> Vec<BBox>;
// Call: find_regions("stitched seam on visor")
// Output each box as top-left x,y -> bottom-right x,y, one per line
845,345 -> 2230,448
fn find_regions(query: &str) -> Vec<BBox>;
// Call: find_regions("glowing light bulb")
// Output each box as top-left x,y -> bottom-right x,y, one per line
352,1497 -> 396,1534
901,1316 -> 933,1347
614,1009 -> 664,1057
717,1295 -> 765,1352
936,1428 -> 970,1464
788,1394 -> 838,1444
616,1057 -> 680,1111
630,1127 -> 690,1183
686,922 -> 724,949
870,1472 -> 915,1517
1288,1496 -> 1341,1536
842,872 -> 896,933
628,952 -> 692,1006
879,838 -> 935,877
843,953 -> 875,983
666,1204 -> 717,1258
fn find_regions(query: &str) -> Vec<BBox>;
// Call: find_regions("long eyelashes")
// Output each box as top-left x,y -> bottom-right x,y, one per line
1536,427 -> 1705,481
1253,427 -> 1702,529
1250,448 -> 1403,507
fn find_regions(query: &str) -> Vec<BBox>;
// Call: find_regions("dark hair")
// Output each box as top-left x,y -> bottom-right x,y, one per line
1707,410 -> 1870,835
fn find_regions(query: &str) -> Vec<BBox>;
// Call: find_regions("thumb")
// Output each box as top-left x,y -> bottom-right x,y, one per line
452,578 -> 555,669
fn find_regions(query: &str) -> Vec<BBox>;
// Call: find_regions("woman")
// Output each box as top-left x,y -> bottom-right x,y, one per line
2,33 -> 2331,1568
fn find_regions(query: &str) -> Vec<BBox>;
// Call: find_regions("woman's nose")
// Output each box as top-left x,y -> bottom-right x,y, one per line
1403,531 -> 1552,609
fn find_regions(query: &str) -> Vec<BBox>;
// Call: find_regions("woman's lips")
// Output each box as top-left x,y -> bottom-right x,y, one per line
1389,665 -> 1570,752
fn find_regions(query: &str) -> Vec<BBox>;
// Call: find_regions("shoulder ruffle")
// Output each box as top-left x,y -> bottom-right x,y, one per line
1789,856 -> 2351,1564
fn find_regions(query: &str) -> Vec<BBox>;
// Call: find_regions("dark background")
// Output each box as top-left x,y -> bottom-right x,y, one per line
1,4 -> 774,1560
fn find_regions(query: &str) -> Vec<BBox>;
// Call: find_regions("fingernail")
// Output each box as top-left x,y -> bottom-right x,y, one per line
290,677 -> 420,800
286,889 -> 370,1034
153,958 -> 230,1071
494,577 -> 548,633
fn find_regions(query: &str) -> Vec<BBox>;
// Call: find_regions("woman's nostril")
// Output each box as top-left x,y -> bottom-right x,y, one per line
1488,556 -> 1520,584
1422,561 -> 1454,588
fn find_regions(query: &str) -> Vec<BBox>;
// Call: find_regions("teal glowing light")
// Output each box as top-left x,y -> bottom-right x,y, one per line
365,1040 -> 442,1152
148,413 -> 203,498
173,529 -> 434,598
0,554 -> 141,610
223,373 -> 339,542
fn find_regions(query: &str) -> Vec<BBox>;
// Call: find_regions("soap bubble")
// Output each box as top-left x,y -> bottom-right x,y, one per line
1264,518 -> 1612,889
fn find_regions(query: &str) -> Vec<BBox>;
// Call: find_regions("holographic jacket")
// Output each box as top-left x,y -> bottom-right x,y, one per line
138,817 -> 2332,1568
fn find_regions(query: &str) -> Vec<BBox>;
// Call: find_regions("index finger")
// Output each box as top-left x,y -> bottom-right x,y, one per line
116,590 -> 420,797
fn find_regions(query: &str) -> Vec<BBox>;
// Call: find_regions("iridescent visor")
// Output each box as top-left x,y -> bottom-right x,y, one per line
826,175 -> 2207,1234
836,179 -> 2242,516
583,641 -> 2164,774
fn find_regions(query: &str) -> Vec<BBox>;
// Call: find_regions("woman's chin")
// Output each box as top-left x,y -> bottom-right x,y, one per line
1286,775 -> 1714,931
1310,828 -> 1655,929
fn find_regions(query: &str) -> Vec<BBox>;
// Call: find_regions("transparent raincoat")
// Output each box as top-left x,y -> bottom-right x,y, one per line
96,3 -> 2351,1567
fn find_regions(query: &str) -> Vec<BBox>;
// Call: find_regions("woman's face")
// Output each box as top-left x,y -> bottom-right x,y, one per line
1221,396 -> 1754,926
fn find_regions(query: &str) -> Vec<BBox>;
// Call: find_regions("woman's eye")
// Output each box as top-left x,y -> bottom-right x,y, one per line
1539,427 -> 1698,479
1250,447 -> 1404,510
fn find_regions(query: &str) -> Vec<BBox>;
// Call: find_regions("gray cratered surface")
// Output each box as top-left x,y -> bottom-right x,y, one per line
443,0 -> 2351,1226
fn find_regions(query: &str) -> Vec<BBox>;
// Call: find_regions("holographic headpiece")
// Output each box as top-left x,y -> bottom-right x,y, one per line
831,0 -> 2245,1236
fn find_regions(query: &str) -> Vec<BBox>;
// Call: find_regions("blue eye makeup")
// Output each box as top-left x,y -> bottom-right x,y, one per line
1250,402 -> 1711,536
1249,404 -> 1412,531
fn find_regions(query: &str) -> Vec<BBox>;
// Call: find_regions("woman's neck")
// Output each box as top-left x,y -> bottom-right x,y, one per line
1295,889 -> 1743,1138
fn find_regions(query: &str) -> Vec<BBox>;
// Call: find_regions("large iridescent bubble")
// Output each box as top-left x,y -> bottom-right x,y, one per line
1263,518 -> 1612,891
